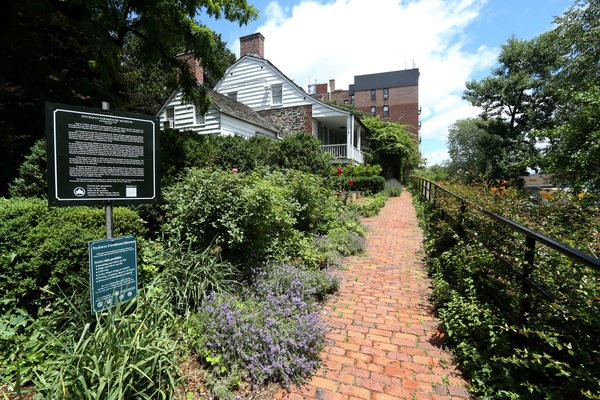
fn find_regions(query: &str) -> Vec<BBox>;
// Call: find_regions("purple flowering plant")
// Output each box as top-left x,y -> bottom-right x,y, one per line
193,264 -> 338,390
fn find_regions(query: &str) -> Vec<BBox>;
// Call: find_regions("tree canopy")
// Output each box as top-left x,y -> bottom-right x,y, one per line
539,0 -> 600,189
452,0 -> 599,189
361,116 -> 420,181
0,0 -> 256,195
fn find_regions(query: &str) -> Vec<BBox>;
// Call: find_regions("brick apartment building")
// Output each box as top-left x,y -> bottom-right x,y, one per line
309,69 -> 420,142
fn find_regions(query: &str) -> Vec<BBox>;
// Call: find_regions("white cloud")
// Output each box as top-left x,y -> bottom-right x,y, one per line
264,1 -> 287,26
423,148 -> 450,166
249,0 -> 498,157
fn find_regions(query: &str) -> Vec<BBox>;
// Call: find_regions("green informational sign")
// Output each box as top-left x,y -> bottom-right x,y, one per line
89,236 -> 138,314
45,102 -> 159,206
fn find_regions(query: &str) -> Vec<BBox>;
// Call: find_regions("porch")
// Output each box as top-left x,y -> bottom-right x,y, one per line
315,113 -> 367,165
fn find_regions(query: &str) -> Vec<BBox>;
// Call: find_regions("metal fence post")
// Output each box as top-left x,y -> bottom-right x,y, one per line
520,235 -> 536,323
458,202 -> 466,234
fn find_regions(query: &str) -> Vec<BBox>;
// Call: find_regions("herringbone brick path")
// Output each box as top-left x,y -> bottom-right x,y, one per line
277,191 -> 470,400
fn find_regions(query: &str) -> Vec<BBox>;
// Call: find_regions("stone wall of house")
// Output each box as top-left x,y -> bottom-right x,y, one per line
259,105 -> 312,136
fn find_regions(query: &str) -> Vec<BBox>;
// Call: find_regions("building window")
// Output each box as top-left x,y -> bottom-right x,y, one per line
272,84 -> 283,105
163,106 -> 175,129
383,88 -> 389,100
370,89 -> 376,101
351,95 -> 355,104
227,92 -> 238,101
370,106 -> 376,116
195,105 -> 205,125
383,105 -> 389,118
166,106 -> 174,121
343,99 -> 349,104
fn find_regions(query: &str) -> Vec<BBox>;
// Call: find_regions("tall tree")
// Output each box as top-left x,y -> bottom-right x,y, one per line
447,118 -> 530,181
539,0 -> 600,189
461,34 -> 559,180
464,36 -> 558,133
0,0 -> 257,195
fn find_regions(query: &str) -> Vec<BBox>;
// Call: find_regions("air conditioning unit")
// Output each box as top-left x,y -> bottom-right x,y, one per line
163,120 -> 175,129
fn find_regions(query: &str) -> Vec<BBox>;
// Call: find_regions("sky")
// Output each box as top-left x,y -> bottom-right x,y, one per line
201,0 -> 574,165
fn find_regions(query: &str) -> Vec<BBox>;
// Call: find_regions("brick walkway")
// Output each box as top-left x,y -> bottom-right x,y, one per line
277,191 -> 470,400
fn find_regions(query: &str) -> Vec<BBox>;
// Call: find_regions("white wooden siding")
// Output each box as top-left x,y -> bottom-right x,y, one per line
158,89 -> 276,138
159,91 -> 220,134
215,57 -> 311,111
221,115 -> 276,138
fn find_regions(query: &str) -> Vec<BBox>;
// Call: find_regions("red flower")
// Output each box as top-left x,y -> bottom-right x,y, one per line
336,166 -> 343,175
348,179 -> 354,186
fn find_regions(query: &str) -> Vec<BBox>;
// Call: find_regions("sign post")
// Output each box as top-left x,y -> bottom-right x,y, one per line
101,101 -> 114,239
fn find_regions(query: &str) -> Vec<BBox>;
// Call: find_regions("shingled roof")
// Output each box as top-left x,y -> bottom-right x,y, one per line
208,89 -> 278,134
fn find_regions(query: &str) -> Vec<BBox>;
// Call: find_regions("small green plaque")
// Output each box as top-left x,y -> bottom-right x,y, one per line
89,236 -> 138,314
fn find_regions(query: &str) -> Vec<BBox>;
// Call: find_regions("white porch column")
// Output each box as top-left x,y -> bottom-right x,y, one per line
347,115 -> 353,161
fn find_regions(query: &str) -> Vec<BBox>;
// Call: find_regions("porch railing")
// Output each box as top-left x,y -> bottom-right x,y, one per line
322,144 -> 346,159
322,144 -> 364,164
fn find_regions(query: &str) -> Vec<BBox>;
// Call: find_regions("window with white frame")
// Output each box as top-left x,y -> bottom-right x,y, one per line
383,88 -> 389,100
370,89 -> 376,101
166,106 -> 174,121
370,106 -> 376,116
272,84 -> 283,105
195,105 -> 205,125
383,105 -> 389,118
163,106 -> 175,129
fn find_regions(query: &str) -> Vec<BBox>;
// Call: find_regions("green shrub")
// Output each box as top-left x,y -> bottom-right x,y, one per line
331,163 -> 382,177
412,183 -> 600,399
162,168 -> 353,270
266,169 -> 334,233
213,135 -> 277,172
330,175 -> 386,194
8,138 -> 47,199
0,198 -> 146,312
276,230 -> 345,271
385,186 -> 402,197
162,168 -> 300,268
348,191 -> 388,217
274,133 -> 333,177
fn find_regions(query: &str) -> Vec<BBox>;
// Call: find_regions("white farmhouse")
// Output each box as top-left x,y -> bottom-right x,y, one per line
214,33 -> 366,164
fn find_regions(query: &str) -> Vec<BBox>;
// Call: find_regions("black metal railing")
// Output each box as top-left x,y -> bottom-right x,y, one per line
412,177 -> 600,323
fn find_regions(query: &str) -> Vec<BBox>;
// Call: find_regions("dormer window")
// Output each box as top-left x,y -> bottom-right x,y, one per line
271,84 -> 283,105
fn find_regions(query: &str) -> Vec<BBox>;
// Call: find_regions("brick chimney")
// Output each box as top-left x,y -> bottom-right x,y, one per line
329,79 -> 335,92
176,52 -> 204,84
240,32 -> 265,58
